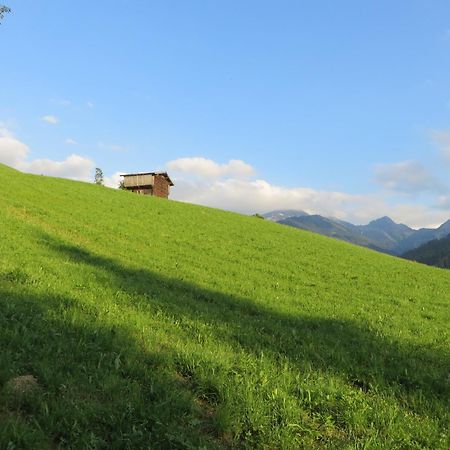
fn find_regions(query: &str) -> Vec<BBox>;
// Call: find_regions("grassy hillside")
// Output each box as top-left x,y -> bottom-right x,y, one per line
0,163 -> 448,449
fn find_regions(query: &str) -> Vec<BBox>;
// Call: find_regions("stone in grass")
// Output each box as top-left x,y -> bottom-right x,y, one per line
4,375 -> 40,405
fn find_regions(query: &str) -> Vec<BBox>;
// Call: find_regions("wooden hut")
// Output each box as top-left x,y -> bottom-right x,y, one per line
120,172 -> 174,198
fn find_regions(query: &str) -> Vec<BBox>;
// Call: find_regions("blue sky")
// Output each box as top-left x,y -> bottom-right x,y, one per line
1,0 -> 450,227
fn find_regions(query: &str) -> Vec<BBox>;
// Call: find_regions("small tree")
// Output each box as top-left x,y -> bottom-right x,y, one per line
118,180 -> 126,190
94,168 -> 104,185
0,5 -> 11,23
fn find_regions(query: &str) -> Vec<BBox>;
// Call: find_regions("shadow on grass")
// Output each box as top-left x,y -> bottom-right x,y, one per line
45,237 -> 449,401
0,233 -> 448,448
0,286 -> 223,449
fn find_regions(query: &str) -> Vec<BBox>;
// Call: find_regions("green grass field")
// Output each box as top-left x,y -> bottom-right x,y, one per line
0,163 -> 448,449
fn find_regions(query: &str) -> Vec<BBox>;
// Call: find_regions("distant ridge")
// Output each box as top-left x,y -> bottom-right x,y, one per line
394,219 -> 450,255
262,209 -> 308,222
263,210 -> 449,255
403,233 -> 450,269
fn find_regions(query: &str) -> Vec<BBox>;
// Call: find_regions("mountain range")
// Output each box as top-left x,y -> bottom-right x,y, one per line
262,210 -> 450,255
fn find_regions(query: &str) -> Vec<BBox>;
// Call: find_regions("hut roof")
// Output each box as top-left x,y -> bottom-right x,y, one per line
120,172 -> 174,186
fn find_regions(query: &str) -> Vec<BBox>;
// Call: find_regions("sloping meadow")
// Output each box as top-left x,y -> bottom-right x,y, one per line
0,164 -> 448,449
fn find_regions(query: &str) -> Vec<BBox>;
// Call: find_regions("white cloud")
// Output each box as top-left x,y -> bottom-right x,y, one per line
65,138 -> 77,145
167,157 -> 255,180
23,154 -> 94,181
0,127 -> 94,182
41,115 -> 59,125
87,101 -> 94,109
0,129 -> 29,167
104,171 -> 123,189
374,160 -> 446,194
171,176 -> 361,218
167,157 -> 449,228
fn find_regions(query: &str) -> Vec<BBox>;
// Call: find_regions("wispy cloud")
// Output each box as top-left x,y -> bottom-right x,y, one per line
87,101 -> 94,109
41,115 -> 59,125
374,160 -> 447,194
98,142 -> 128,152
0,121 -> 14,137
437,195 -> 450,210
65,138 -> 77,145
50,98 -> 71,107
